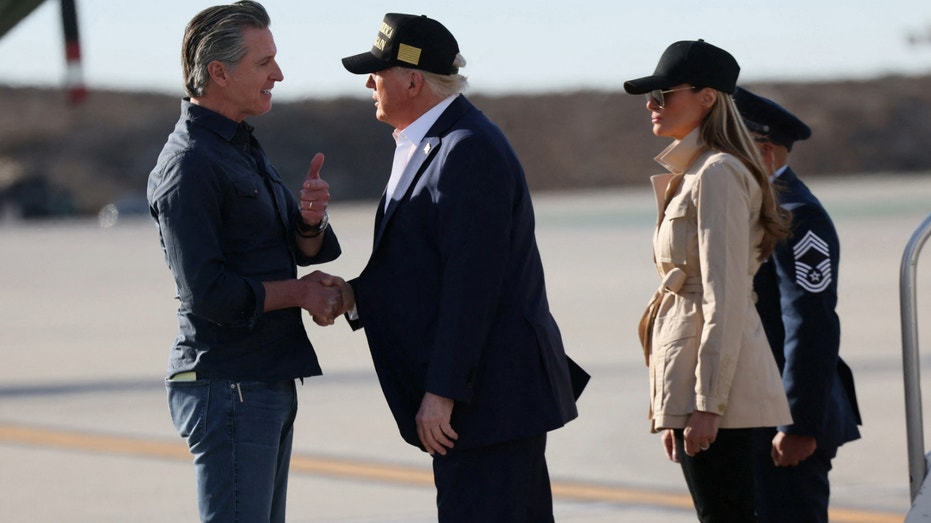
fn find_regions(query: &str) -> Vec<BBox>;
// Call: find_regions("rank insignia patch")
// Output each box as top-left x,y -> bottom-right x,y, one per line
792,230 -> 832,293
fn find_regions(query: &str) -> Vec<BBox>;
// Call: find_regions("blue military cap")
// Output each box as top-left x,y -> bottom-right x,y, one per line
733,87 -> 811,149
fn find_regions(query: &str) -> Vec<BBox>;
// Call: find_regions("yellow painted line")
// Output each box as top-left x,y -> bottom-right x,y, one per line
289,453 -> 434,486
0,423 -> 905,522
0,423 -> 189,460
553,481 -> 694,509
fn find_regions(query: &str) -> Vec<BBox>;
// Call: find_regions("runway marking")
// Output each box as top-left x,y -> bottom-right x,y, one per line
0,422 -> 904,522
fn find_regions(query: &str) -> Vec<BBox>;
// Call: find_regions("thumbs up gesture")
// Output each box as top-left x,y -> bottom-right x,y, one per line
299,152 -> 329,225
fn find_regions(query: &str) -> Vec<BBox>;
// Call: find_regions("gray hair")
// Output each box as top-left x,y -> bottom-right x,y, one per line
181,1 -> 270,98
410,54 -> 469,98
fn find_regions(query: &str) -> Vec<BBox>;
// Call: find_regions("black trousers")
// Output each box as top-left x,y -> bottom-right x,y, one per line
432,432 -> 553,523
752,427 -> 834,523
674,428 -> 755,523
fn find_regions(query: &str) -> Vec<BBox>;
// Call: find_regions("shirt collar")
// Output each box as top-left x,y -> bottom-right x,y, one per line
395,94 -> 459,146
182,98 -> 244,145
654,128 -> 706,175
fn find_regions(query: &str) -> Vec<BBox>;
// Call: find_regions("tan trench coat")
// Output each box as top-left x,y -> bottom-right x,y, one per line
642,130 -> 791,433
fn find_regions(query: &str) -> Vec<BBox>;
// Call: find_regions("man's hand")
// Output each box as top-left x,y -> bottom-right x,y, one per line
416,392 -> 458,456
683,410 -> 720,457
299,153 -> 329,226
771,431 -> 817,467
298,271 -> 341,318
310,276 -> 355,326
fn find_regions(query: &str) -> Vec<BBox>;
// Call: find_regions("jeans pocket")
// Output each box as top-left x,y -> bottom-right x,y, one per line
166,380 -> 208,446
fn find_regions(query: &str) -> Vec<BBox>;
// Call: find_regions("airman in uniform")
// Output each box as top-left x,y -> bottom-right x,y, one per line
735,87 -> 862,523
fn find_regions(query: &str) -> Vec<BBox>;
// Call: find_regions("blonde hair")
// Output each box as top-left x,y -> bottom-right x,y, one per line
417,54 -> 469,98
699,91 -> 791,260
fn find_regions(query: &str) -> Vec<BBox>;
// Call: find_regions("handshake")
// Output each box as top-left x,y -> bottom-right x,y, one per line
299,271 -> 355,326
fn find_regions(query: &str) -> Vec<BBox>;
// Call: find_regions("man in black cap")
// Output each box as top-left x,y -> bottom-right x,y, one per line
329,12 -> 587,522
734,87 -> 862,523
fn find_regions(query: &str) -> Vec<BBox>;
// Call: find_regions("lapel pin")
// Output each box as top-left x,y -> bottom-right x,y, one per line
423,143 -> 431,154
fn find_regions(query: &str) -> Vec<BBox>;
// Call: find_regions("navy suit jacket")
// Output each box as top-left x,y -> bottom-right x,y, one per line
349,96 -> 584,452
754,167 -> 861,452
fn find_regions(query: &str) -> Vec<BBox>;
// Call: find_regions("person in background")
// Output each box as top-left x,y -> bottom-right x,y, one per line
327,12 -> 588,522
624,40 -> 792,522
146,2 -> 342,521
733,86 -> 862,523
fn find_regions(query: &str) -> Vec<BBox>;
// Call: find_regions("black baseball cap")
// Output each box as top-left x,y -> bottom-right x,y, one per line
341,13 -> 459,75
733,87 -> 811,148
624,40 -> 740,95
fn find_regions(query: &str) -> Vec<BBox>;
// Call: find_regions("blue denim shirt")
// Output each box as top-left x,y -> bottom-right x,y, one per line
147,100 -> 340,381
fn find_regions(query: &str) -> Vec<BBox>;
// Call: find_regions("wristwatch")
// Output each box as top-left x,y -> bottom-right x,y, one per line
297,211 -> 328,238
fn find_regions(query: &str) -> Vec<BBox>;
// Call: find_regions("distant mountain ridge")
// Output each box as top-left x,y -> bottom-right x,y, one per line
0,74 -> 929,217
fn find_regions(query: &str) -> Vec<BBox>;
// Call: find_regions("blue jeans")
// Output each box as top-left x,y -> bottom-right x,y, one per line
167,379 -> 298,523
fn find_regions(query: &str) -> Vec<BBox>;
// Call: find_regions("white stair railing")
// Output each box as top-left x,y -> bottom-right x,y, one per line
901,213 -> 931,502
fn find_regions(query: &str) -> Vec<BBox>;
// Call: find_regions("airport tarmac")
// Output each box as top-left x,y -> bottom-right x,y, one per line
1,173 -> 929,522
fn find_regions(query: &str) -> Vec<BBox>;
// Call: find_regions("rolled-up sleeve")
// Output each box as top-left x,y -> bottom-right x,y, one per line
153,154 -> 264,329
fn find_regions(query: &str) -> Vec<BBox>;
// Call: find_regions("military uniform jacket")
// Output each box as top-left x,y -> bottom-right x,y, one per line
646,130 -> 791,432
753,167 -> 861,450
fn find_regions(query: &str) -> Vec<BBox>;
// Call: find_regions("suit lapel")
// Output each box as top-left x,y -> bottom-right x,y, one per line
371,96 -> 473,251
373,192 -> 387,247
373,137 -> 440,249
776,166 -> 798,187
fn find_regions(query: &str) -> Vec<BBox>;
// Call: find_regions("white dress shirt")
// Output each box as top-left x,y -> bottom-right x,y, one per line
383,94 -> 459,210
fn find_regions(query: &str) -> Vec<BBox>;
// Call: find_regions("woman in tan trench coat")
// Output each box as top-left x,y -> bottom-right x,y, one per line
624,40 -> 792,522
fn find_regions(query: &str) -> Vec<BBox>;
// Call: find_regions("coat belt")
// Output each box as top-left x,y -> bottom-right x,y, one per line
637,268 -> 702,366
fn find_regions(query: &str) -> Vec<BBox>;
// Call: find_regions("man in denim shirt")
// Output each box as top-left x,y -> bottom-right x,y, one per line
146,2 -> 342,521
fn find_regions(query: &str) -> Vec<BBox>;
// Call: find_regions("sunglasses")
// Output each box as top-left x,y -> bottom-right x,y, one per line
646,86 -> 695,109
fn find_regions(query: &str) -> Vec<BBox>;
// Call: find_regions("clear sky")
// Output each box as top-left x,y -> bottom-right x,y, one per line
1,0 -> 930,101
